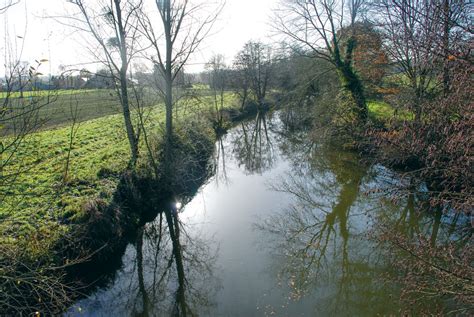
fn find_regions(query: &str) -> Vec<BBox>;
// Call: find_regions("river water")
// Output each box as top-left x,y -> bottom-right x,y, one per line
66,110 -> 468,316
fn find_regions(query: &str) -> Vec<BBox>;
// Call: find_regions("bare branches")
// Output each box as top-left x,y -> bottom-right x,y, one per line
275,0 -> 370,123
274,0 -> 363,60
0,0 -> 18,14
136,0 -> 223,167
234,41 -> 274,110
63,0 -> 142,166
140,0 -> 223,83
369,0 -> 472,120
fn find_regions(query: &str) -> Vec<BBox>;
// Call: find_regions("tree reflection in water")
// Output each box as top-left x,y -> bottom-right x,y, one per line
65,109 -> 470,316
68,205 -> 219,317
252,109 -> 394,314
211,135 -> 229,186
256,142 -> 392,315
135,205 -> 219,317
255,109 -> 468,315
232,111 -> 275,174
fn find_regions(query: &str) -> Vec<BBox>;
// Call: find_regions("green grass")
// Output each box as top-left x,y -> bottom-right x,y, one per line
0,89 -> 102,98
383,73 -> 440,91
191,83 -> 210,90
0,87 -> 227,134
368,100 -> 414,123
1,89 -> 163,134
1,111 -> 137,239
0,91 -> 239,254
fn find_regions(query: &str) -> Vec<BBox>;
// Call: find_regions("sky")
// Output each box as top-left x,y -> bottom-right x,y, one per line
1,0 -> 279,76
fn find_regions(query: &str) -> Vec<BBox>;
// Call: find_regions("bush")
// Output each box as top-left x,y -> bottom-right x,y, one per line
367,61 -> 473,211
150,115 -> 216,198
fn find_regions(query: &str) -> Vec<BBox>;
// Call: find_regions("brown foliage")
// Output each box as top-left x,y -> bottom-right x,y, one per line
350,23 -> 389,89
0,233 -> 84,315
376,224 -> 473,314
367,60 -> 473,212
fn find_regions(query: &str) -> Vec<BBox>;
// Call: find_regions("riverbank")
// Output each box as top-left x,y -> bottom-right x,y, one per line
2,90 -> 470,314
65,109 -> 471,316
0,91 -> 274,314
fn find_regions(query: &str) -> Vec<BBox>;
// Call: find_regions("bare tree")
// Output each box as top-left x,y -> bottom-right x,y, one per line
436,0 -> 473,95
137,0 -> 223,167
64,0 -> 143,167
275,0 -> 369,123
373,0 -> 440,122
62,83 -> 82,183
371,0 -> 472,120
0,6 -> 56,206
234,41 -> 273,111
232,55 -> 251,111
206,54 -> 228,131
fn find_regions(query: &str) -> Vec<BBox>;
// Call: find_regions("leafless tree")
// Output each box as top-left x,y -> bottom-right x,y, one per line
206,54 -> 228,131
62,81 -> 82,183
371,0 -> 472,120
232,112 -> 275,174
275,0 -> 369,123
137,0 -> 223,167
372,0 -> 440,121
0,6 -> 57,206
63,0 -> 144,167
232,56 -> 251,112
233,41 -> 273,111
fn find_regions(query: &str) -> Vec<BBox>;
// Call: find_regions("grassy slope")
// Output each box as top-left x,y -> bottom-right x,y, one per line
367,100 -> 414,123
0,89 -> 101,98
1,89 -> 161,133
1,90 -> 237,252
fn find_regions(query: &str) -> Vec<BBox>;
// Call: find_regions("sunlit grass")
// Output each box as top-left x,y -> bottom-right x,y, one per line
0,91 -> 238,251
0,89 -> 163,133
368,100 -> 414,123
0,88 -> 101,98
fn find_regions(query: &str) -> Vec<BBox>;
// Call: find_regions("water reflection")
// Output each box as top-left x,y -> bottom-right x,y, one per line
232,111 -> 275,174
256,141 -> 398,315
371,181 -> 471,247
255,110 -> 469,315
211,135 -> 229,186
67,205 -> 219,317
67,109 -> 469,316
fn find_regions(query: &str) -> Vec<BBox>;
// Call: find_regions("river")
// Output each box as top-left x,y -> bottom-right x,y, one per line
66,109 -> 469,316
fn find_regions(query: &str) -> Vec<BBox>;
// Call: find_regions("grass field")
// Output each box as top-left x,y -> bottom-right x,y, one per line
0,89 -> 237,255
0,89 -> 101,98
0,86 -> 223,135
0,89 -> 163,134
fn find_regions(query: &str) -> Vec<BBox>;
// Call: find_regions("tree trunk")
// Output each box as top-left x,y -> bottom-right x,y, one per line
120,72 -> 139,167
334,35 -> 368,124
136,228 -> 150,316
338,64 -> 368,123
164,207 -> 187,316
164,73 -> 173,166
115,0 -> 138,167
164,0 -> 173,173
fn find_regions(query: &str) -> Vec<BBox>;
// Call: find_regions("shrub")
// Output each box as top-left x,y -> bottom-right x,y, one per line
367,61 -> 473,212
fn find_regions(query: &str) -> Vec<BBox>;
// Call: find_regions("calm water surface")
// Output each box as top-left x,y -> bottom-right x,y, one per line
66,110 -> 463,316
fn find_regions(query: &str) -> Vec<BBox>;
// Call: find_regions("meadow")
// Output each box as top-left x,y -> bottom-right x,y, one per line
0,87 -> 237,256
0,89 -> 163,134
